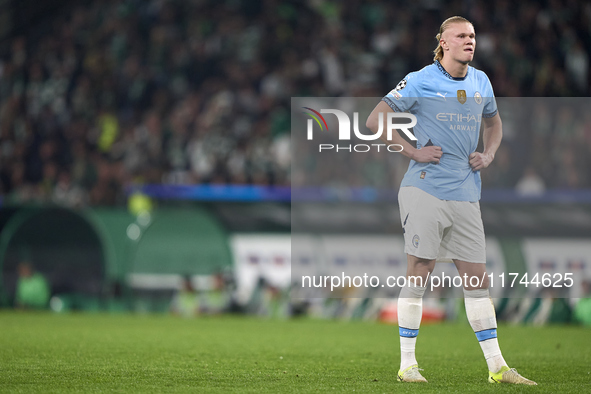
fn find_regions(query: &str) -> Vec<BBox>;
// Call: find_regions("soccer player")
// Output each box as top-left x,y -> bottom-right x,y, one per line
366,16 -> 536,385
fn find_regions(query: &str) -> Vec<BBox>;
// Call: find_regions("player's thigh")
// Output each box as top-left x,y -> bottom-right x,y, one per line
398,186 -> 447,260
443,200 -> 486,264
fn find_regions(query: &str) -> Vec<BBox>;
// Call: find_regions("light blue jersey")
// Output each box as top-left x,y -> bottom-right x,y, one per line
383,60 -> 497,202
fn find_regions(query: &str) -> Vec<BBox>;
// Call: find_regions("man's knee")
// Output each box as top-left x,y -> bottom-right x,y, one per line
466,273 -> 489,290
406,255 -> 436,285
454,260 -> 489,290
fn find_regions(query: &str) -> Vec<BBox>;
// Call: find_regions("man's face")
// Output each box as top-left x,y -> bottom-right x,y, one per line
441,22 -> 476,64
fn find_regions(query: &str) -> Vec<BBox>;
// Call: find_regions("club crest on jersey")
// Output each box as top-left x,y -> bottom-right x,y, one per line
420,171 -> 426,179
474,91 -> 482,105
457,90 -> 467,104
395,79 -> 407,91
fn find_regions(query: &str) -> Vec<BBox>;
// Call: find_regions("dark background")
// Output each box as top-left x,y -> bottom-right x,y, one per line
0,0 -> 590,208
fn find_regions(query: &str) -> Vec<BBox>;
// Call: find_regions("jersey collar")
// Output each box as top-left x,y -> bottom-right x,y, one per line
435,60 -> 469,81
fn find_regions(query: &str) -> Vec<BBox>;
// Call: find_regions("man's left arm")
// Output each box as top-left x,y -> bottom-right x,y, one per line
469,113 -> 502,171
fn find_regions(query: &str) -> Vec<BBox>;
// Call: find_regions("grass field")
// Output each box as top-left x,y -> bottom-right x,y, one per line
0,312 -> 589,393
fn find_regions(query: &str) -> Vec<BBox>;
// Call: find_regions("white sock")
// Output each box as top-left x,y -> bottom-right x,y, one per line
464,288 -> 508,373
398,282 -> 427,371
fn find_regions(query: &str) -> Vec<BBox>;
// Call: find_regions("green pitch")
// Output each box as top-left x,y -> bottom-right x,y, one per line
0,312 -> 589,393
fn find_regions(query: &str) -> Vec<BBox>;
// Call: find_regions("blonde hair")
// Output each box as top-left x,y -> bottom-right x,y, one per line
433,16 -> 472,61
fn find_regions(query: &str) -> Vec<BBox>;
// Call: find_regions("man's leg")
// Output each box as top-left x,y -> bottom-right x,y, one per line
397,255 -> 435,382
396,186 -> 443,382
454,260 -> 507,371
455,260 -> 536,385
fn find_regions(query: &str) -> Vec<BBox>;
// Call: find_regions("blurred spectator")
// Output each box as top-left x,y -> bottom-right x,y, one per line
574,280 -> 591,327
0,0 -> 589,204
53,171 -> 87,207
515,166 -> 546,196
170,276 -> 199,318
15,261 -> 50,309
479,145 -> 518,189
102,280 -> 129,313
200,272 -> 231,315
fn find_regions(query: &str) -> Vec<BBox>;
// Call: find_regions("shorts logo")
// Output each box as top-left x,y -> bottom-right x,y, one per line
412,235 -> 420,248
395,79 -> 407,91
420,171 -> 426,179
474,91 -> 482,105
457,90 -> 467,104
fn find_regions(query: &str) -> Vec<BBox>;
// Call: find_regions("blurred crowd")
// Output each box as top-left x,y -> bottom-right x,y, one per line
294,98 -> 591,193
12,261 -> 591,327
0,0 -> 590,206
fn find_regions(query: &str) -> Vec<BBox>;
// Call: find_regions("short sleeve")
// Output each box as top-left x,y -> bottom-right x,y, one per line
482,73 -> 498,118
382,73 -> 420,113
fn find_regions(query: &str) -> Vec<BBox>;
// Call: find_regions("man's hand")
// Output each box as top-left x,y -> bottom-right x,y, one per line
469,152 -> 493,171
412,146 -> 442,164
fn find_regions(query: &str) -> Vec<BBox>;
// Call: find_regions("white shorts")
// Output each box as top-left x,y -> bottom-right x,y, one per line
398,186 -> 486,264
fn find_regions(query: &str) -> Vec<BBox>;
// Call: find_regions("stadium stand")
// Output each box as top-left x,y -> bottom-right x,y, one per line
0,0 -> 590,207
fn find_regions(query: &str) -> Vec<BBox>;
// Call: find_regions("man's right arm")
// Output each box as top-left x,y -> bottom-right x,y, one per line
366,100 -> 442,164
